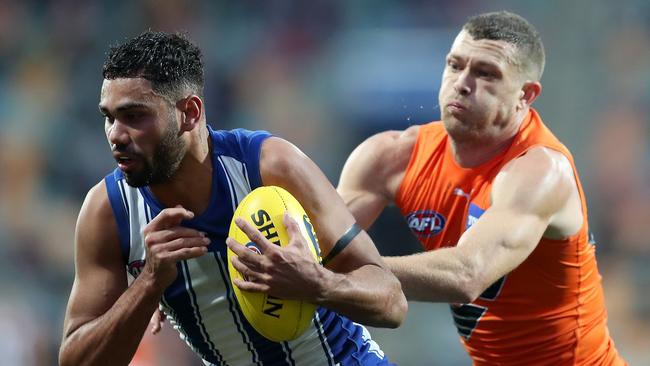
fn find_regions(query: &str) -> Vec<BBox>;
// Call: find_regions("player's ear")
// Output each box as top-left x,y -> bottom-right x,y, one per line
519,81 -> 541,109
177,95 -> 203,132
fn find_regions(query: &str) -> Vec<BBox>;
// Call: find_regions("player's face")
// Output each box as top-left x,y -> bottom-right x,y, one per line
438,30 -> 525,141
99,78 -> 187,187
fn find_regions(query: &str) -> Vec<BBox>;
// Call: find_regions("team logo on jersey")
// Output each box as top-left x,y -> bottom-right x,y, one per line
127,259 -> 146,278
406,210 -> 446,237
466,203 -> 485,230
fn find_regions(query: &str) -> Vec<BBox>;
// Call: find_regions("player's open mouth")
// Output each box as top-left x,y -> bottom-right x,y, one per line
116,156 -> 136,170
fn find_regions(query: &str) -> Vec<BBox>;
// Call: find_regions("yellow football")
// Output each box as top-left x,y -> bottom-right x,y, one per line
227,186 -> 321,342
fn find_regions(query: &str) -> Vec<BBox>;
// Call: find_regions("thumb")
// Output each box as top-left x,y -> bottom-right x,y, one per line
150,309 -> 165,335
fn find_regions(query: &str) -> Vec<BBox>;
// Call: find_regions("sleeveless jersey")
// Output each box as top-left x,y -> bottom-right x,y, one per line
396,109 -> 626,365
104,127 -> 391,366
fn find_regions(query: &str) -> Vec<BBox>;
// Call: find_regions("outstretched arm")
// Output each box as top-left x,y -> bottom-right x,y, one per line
384,147 -> 581,303
59,183 -> 209,366
337,129 -> 417,230
228,136 -> 408,328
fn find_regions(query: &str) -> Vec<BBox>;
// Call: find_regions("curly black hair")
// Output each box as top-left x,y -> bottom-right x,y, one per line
102,31 -> 204,103
464,11 -> 545,81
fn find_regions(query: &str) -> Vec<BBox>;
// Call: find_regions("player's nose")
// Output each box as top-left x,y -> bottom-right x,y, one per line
453,70 -> 472,96
106,119 -> 131,147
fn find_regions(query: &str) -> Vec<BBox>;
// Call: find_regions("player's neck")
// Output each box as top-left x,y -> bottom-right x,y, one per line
149,128 -> 213,215
449,111 -> 526,168
450,135 -> 514,168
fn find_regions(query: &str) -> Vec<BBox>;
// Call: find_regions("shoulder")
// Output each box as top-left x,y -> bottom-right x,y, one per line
80,180 -> 114,223
337,126 -> 421,201
76,180 -> 121,262
210,127 -> 272,157
493,146 -> 575,217
499,146 -> 574,186
259,136 -> 308,173
354,126 -> 420,176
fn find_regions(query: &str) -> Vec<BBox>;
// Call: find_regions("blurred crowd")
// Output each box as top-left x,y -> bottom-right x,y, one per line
0,0 -> 648,365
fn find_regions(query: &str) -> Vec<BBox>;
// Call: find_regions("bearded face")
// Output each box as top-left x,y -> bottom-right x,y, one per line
120,111 -> 187,187
101,77 -> 189,187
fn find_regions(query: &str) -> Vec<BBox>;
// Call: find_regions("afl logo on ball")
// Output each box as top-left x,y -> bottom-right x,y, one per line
406,210 -> 446,237
245,242 -> 262,255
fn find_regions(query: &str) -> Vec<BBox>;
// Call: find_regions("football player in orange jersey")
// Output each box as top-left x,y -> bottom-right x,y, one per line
338,11 -> 627,365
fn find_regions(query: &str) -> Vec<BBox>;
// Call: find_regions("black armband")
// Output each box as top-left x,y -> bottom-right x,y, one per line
321,223 -> 362,266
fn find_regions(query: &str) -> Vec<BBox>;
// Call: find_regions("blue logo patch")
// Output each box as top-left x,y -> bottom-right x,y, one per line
406,210 -> 446,237
466,203 -> 485,230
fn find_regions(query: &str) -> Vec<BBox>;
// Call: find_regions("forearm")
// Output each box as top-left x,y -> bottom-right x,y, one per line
316,264 -> 407,328
59,276 -> 164,366
384,247 -> 481,304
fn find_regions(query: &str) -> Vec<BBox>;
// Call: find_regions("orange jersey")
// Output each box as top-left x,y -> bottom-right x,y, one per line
396,109 -> 626,365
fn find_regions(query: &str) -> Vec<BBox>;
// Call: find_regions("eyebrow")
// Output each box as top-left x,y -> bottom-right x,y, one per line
473,60 -> 500,69
98,101 -> 153,115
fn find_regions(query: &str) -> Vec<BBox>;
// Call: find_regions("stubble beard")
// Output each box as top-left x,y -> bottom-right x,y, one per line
124,115 -> 188,187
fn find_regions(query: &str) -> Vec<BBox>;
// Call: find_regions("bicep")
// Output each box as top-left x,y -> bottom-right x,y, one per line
260,137 -> 384,270
457,205 -> 548,290
63,183 -> 127,337
458,148 -> 575,290
337,132 -> 403,229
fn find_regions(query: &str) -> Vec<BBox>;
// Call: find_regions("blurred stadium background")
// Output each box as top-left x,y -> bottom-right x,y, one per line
1,0 -> 649,365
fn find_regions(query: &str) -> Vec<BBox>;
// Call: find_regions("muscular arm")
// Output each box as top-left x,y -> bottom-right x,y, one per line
59,183 -> 209,366
59,183 -> 162,366
337,129 -> 417,229
259,137 -> 407,328
384,147 -> 580,303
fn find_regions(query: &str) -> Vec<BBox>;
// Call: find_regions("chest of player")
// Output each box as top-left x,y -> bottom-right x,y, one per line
399,149 -> 501,251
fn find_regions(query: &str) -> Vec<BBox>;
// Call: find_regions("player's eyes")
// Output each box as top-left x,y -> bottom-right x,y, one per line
447,60 -> 460,71
102,114 -> 114,124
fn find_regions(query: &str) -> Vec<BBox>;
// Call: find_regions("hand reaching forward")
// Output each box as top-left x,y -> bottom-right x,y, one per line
226,212 -> 325,302
142,206 -> 211,291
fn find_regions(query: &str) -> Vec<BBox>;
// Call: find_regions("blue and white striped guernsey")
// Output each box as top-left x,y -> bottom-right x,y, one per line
104,126 -> 394,366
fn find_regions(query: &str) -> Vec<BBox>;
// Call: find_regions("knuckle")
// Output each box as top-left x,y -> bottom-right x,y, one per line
144,234 -> 156,247
249,231 -> 265,243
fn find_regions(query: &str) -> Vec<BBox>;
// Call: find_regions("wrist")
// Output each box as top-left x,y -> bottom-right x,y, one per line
134,270 -> 168,299
312,266 -> 342,304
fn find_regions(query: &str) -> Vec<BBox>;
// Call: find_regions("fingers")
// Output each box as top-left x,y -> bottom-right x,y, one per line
232,277 -> 269,293
226,237 -> 263,261
227,236 -> 271,293
233,217 -> 273,253
145,228 -> 202,246
145,206 -> 195,233
149,237 -> 210,262
145,227 -> 207,248
150,309 -> 165,335
229,251 -> 264,277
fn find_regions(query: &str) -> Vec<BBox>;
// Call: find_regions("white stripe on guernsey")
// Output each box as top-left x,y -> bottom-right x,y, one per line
216,157 -> 238,211
117,179 -> 130,216
161,299 -> 205,358
119,181 -> 148,264
280,342 -> 295,365
283,312 -> 335,366
214,252 -> 262,366
218,156 -> 252,205
241,162 -> 251,191
184,252 -> 262,366
180,260 -> 223,363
